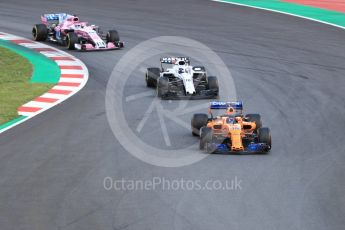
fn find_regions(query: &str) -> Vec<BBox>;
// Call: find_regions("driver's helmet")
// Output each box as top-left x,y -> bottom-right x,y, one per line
226,107 -> 235,116
67,15 -> 79,23
178,60 -> 186,65
235,117 -> 243,123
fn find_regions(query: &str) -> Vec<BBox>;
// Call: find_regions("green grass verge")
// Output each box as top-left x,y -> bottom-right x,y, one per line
0,47 -> 53,125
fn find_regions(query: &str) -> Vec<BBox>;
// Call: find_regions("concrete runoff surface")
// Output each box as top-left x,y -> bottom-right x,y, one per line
0,0 -> 345,229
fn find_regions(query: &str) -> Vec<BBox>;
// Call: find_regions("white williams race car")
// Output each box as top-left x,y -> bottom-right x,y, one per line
145,57 -> 219,99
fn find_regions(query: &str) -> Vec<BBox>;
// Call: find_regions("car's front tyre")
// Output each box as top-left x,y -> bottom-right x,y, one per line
200,127 -> 213,151
146,68 -> 160,88
106,30 -> 120,43
66,32 -> 78,50
258,127 -> 271,152
157,76 -> 169,98
191,113 -> 209,136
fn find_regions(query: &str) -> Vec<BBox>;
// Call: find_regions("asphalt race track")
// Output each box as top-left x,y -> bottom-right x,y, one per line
1,0 -> 345,229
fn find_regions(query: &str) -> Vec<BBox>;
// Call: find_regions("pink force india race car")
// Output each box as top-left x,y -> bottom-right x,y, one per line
32,13 -> 124,51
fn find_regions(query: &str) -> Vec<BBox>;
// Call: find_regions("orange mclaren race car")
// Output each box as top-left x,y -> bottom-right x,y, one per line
191,101 -> 271,154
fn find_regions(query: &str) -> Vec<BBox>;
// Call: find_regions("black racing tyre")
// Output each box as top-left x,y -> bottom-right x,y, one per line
32,24 -> 48,41
106,30 -> 120,43
66,32 -> 78,50
258,127 -> 271,149
246,114 -> 262,130
146,68 -> 160,88
207,76 -> 219,96
191,113 -> 209,136
157,76 -> 169,98
200,127 -> 213,150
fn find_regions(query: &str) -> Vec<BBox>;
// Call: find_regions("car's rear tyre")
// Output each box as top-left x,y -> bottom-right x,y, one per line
106,30 -> 120,43
207,76 -> 219,97
32,24 -> 48,41
258,127 -> 271,151
246,114 -> 262,130
66,32 -> 78,50
200,127 -> 213,150
146,68 -> 160,88
191,113 -> 208,136
157,76 -> 169,98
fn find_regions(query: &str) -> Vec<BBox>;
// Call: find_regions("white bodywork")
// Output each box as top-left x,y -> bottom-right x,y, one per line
72,26 -> 107,49
160,58 -> 204,95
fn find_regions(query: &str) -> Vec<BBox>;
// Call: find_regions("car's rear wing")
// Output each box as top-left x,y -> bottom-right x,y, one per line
41,13 -> 69,24
209,101 -> 243,114
160,57 -> 190,64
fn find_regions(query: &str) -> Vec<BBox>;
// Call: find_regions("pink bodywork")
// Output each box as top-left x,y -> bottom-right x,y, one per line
40,14 -> 124,51
80,42 -> 123,51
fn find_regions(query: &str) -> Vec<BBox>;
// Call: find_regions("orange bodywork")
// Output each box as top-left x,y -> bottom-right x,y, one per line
206,116 -> 257,151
